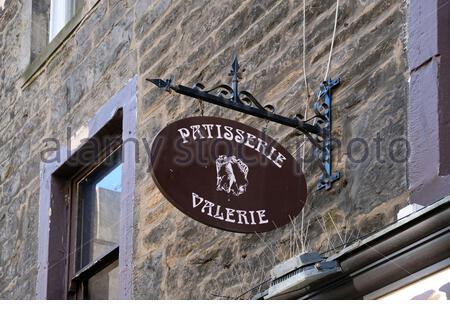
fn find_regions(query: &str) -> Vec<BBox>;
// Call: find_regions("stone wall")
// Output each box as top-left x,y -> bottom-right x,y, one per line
0,0 -> 409,299
0,0 -> 137,298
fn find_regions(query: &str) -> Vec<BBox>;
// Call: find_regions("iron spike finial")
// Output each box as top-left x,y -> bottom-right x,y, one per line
231,53 -> 239,76
230,54 -> 241,103
146,78 -> 172,92
147,78 -> 166,88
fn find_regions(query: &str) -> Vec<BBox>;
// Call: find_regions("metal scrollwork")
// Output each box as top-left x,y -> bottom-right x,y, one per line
147,55 -> 341,191
191,56 -> 276,114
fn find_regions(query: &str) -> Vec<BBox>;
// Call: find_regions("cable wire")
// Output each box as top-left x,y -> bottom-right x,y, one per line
302,0 -> 311,108
301,0 -> 309,173
323,0 -> 340,82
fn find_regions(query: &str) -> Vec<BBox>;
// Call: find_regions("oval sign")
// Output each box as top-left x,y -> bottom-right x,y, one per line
150,116 -> 307,233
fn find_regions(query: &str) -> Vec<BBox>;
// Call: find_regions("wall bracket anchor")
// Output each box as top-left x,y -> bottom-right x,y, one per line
314,78 -> 341,190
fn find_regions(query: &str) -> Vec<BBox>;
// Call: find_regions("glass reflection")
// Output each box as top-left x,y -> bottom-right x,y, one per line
86,260 -> 119,300
76,149 -> 122,270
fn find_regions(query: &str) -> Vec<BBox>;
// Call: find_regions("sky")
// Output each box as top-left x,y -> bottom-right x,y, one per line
96,164 -> 122,192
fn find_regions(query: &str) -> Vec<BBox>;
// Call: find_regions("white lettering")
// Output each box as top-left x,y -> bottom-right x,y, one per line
235,129 -> 245,144
274,153 -> 287,168
202,124 -> 214,138
192,193 -> 268,226
178,123 -> 285,169
248,211 -> 257,225
201,200 -> 215,217
257,210 -> 269,224
192,193 -> 204,208
255,138 -> 268,154
178,128 -> 190,143
223,126 -> 234,141
266,146 -> 277,160
190,125 -> 204,140
245,133 -> 257,149
214,204 -> 224,220
216,124 -> 223,139
237,210 -> 249,225
225,208 -> 236,223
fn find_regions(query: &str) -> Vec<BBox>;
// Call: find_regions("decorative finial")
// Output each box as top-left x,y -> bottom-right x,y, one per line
230,53 -> 241,103
231,53 -> 239,77
146,78 -> 172,92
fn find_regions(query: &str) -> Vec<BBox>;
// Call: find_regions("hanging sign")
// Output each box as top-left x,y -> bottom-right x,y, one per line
150,116 -> 307,233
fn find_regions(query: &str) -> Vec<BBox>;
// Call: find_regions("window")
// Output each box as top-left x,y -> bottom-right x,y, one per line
24,0 -> 96,85
41,111 -> 125,300
49,0 -> 76,42
30,0 -> 78,61
37,78 -> 137,300
68,142 -> 122,299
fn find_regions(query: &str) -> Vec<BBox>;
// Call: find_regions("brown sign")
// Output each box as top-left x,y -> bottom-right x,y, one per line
150,116 -> 307,233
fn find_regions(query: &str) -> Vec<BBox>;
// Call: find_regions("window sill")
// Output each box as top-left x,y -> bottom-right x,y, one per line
22,0 -> 99,88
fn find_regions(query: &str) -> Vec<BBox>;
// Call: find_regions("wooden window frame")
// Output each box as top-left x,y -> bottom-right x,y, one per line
67,139 -> 123,299
37,77 -> 137,299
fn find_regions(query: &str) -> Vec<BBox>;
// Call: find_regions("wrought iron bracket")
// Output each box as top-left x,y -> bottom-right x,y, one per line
314,78 -> 340,190
147,55 -> 340,191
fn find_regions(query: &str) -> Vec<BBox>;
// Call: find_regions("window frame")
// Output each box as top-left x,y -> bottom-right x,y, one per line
37,77 -> 137,300
23,0 -> 100,87
408,0 -> 450,205
67,139 -> 123,299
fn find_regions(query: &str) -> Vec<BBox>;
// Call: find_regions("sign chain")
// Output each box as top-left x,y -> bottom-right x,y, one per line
199,99 -> 205,116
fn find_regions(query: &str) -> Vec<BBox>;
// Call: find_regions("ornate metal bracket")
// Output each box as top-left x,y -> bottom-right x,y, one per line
147,55 -> 340,191
313,78 -> 340,190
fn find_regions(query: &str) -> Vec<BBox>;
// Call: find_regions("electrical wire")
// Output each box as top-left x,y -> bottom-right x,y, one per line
324,0 -> 340,82
295,0 -> 341,257
298,0 -> 310,255
301,0 -> 309,173
302,0 -> 311,108
300,0 -> 340,151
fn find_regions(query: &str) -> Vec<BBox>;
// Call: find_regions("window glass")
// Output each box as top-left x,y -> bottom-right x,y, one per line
86,260 -> 119,300
76,148 -> 122,270
49,0 -> 76,41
